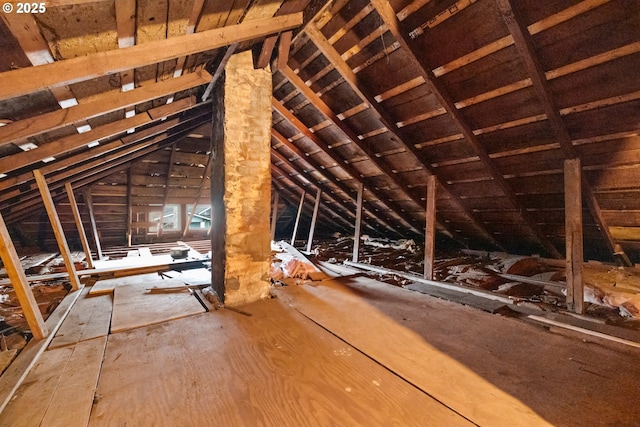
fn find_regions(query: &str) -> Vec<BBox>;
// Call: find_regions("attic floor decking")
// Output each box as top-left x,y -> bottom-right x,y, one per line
2,275 -> 639,426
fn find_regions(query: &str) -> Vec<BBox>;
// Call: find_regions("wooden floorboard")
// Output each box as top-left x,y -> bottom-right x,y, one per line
110,276 -> 205,333
40,336 -> 107,427
278,278 -> 554,427
278,276 -> 640,427
49,287 -> 112,350
88,299 -> 471,427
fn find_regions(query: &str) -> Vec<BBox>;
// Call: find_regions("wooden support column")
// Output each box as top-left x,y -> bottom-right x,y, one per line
65,183 -> 94,270
352,183 -> 364,262
565,158 -> 584,314
83,187 -> 103,260
0,213 -> 48,339
210,50 -> 272,306
424,175 -> 436,280
270,191 -> 279,241
291,190 -> 306,246
33,170 -> 80,291
126,169 -> 132,246
306,188 -> 322,253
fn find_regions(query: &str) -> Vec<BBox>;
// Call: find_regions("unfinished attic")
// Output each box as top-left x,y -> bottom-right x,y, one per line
0,0 -> 639,425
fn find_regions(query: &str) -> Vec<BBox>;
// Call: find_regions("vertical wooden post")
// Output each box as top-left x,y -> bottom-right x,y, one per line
126,169 -> 132,246
565,158 -> 584,314
0,213 -> 48,339
306,188 -> 322,253
270,191 -> 279,241
83,187 -> 103,260
424,175 -> 436,280
33,170 -> 80,291
65,183 -> 94,269
291,190 -> 306,246
352,183 -> 364,263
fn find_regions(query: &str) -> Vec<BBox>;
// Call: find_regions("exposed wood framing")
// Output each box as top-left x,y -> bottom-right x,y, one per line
0,13 -> 303,101
370,0 -> 563,259
126,169 -> 133,246
271,129 -> 396,235
291,190 -> 306,245
65,183 -> 94,269
306,188 -> 322,253
156,143 -> 178,237
277,31 -> 293,70
201,44 -> 238,102
0,213 -> 48,340
301,25 -> 504,250
0,71 -> 210,147
115,0 -> 137,121
565,158 -> 584,314
33,170 -> 81,291
496,0 -> 629,264
270,191 -> 279,241
352,183 -> 364,262
272,98 -> 422,235
82,187 -> 103,261
424,175 -> 436,280
183,157 -> 212,238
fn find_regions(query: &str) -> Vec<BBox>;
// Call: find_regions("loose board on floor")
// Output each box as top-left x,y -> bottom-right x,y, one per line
0,336 -> 107,427
90,274 -> 185,296
110,280 -> 205,333
49,286 -> 113,350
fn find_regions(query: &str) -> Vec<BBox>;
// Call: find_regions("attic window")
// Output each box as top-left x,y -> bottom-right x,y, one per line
148,204 -> 181,234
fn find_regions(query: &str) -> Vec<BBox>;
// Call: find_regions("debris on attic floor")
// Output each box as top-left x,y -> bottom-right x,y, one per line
304,236 -> 640,328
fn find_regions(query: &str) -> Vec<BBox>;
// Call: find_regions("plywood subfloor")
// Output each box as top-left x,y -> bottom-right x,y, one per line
0,336 -> 106,427
277,276 -> 640,427
49,286 -> 112,350
88,299 -> 471,427
110,276 -> 205,333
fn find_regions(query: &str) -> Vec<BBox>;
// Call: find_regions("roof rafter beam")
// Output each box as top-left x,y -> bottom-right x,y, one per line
2,119 -> 207,225
278,64 -> 503,250
0,13 -> 303,101
271,137 -> 395,235
272,98 -> 422,236
0,113 -> 210,216
272,129 -> 400,235
0,70 -> 211,147
371,0 -> 563,259
496,0 -> 627,264
303,23 -> 504,250
271,162 -> 360,233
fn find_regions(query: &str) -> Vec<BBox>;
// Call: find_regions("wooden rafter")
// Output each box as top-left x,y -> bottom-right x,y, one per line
271,141 -> 390,234
271,130 -> 398,234
0,13 -> 303,101
273,98 -> 423,236
1,115 -> 210,223
0,71 -> 211,147
278,65 -> 503,250
496,0 -> 629,264
271,163 -> 355,232
370,0 -> 563,259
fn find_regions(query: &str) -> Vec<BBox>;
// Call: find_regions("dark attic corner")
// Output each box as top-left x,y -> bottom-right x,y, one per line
0,0 -> 639,426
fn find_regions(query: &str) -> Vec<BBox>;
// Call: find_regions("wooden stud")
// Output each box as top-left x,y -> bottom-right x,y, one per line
291,190 -> 306,246
65,183 -> 94,270
306,188 -> 322,253
277,31 -> 293,70
82,188 -> 104,261
0,13 -> 303,102
270,191 -> 279,242
0,213 -> 48,340
201,44 -> 238,102
126,169 -> 133,246
352,183 -> 364,263
424,175 -> 436,280
32,170 -> 80,291
565,158 -> 584,314
157,144 -> 177,237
